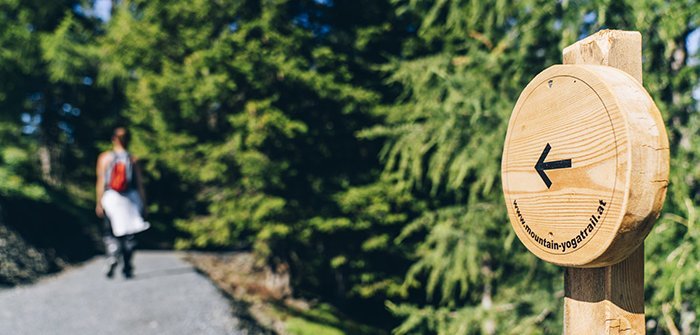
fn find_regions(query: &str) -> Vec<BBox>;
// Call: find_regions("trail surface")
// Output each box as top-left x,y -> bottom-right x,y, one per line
0,251 -> 248,335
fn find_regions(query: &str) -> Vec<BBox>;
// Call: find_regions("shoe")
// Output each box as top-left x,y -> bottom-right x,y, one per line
123,268 -> 133,279
105,262 -> 117,279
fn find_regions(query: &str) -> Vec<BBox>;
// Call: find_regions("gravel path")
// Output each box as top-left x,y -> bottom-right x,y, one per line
0,251 -> 248,335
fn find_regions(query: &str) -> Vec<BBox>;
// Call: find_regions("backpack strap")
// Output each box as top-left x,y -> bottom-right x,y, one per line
123,151 -> 133,187
104,151 -> 116,190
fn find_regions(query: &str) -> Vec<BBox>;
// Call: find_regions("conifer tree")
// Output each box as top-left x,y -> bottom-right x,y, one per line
0,0 -> 115,196
96,0 -> 400,280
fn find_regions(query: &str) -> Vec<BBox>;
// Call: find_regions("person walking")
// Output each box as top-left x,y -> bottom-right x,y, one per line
95,127 -> 149,278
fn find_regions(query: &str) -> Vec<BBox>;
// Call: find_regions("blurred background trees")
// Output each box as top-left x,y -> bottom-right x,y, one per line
0,0 -> 698,333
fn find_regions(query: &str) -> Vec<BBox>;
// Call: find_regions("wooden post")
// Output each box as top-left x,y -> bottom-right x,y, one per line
562,30 -> 645,335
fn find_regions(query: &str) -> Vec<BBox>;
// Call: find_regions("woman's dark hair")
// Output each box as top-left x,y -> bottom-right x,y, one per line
112,127 -> 130,148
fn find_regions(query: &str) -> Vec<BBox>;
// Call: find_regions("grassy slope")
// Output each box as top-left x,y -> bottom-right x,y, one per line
186,252 -> 387,335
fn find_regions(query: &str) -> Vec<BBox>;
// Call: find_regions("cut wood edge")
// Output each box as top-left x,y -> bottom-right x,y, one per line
576,64 -> 669,268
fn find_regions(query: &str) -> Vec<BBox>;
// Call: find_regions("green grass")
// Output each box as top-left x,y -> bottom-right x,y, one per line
273,302 -> 387,335
286,316 -> 345,335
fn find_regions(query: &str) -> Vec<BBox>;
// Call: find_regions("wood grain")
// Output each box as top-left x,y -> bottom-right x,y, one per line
502,63 -> 665,267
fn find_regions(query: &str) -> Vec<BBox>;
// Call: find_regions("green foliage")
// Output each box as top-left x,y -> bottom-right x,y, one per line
0,137 -> 47,200
41,13 -> 98,85
97,0 -> 391,263
303,176 -> 423,302
0,0 -> 106,192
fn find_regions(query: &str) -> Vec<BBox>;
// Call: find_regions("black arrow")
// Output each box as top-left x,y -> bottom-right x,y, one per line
535,143 -> 572,189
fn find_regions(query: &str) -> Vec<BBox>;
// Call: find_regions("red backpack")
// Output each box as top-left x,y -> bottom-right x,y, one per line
106,152 -> 133,192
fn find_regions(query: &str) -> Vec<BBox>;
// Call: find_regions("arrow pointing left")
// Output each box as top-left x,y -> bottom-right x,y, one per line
535,143 -> 572,189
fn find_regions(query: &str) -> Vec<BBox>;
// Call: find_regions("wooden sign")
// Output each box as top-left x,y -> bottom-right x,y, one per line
502,30 -> 670,334
502,54 -> 668,268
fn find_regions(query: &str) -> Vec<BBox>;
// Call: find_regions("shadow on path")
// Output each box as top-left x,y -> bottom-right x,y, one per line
128,266 -> 194,281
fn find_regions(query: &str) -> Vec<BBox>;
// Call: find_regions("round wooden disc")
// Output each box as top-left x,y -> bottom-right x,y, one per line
502,65 -> 669,267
